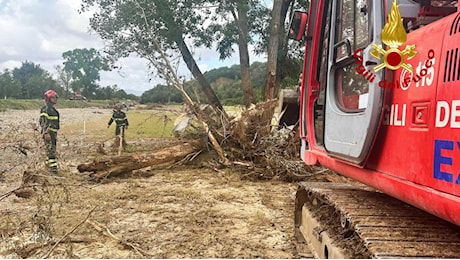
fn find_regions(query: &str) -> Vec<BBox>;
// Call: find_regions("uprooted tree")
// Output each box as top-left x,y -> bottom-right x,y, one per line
77,0 -> 312,180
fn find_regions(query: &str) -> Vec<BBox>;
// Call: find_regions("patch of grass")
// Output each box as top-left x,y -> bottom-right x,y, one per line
223,105 -> 243,117
214,191 -> 239,202
251,211 -> 271,225
0,99 -> 43,111
59,116 -> 110,142
60,110 -> 177,141
128,111 -> 175,138
223,105 -> 243,113
0,99 -> 108,111
178,189 -> 203,202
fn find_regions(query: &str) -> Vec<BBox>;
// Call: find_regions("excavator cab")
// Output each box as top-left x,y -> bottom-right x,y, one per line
293,0 -> 386,165
294,0 -> 458,166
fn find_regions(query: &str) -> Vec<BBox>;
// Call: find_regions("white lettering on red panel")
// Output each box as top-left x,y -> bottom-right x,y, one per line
383,104 -> 407,126
435,100 -> 460,128
400,50 -> 436,90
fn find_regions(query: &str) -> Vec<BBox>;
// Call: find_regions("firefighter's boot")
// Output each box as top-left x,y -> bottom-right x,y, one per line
47,158 -> 58,174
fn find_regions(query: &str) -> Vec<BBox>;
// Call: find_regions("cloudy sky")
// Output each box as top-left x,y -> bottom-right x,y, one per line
0,0 -> 267,96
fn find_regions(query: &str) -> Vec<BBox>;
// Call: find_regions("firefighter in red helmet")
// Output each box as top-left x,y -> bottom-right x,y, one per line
40,90 -> 60,173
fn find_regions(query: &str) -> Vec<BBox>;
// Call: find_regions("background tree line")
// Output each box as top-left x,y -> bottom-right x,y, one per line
140,61 -> 301,106
0,56 -> 295,105
0,48 -> 137,101
1,0 -> 308,106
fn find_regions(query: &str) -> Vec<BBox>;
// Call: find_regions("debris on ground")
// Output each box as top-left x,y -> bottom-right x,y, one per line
76,100 -> 320,182
0,104 -> 339,259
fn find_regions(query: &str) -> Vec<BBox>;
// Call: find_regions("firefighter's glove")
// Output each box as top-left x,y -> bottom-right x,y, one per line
44,133 -> 51,141
107,125 -> 110,128
125,126 -> 128,130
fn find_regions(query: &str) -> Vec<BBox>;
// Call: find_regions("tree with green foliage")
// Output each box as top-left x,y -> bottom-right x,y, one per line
201,61 -> 267,105
12,61 -> 59,99
207,0 -> 270,107
0,69 -> 21,99
80,0 -> 224,112
97,85 -> 118,100
249,61 -> 268,101
140,84 -> 183,104
255,0 -> 307,96
203,65 -> 241,83
55,65 -> 73,99
62,48 -> 110,99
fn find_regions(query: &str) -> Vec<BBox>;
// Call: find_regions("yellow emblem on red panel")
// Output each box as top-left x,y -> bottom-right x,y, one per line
370,0 -> 418,72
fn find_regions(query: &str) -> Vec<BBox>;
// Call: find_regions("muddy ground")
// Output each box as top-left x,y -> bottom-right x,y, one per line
0,107 -> 306,258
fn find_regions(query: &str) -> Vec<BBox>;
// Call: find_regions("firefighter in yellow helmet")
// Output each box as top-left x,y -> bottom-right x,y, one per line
40,90 -> 60,173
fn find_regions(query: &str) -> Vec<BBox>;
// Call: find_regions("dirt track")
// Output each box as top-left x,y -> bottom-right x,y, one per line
0,107 -> 298,258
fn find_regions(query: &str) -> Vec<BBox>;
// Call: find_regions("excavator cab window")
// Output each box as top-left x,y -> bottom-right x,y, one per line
334,0 -> 371,112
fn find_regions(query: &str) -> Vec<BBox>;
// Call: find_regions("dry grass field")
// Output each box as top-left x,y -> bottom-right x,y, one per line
0,106 -> 299,258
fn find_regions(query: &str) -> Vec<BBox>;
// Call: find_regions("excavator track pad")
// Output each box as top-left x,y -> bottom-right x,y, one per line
294,182 -> 460,258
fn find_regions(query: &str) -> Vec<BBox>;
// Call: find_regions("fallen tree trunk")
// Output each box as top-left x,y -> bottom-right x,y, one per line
77,141 -> 200,181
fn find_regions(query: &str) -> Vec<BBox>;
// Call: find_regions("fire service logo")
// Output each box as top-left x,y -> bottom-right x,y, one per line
370,0 -> 418,72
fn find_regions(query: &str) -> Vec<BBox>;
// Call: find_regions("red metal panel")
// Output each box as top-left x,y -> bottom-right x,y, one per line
308,150 -> 460,226
303,11 -> 460,226
432,13 -> 460,197
368,17 -> 453,192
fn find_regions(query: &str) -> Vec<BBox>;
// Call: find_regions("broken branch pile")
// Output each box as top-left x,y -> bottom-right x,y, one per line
77,100 -> 315,182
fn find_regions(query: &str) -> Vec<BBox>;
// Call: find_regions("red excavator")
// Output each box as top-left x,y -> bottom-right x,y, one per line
289,0 -> 460,258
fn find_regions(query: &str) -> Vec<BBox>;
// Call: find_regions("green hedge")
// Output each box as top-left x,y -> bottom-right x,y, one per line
0,99 -> 109,112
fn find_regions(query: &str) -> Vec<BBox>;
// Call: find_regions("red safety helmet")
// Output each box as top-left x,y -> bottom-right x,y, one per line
44,90 -> 58,103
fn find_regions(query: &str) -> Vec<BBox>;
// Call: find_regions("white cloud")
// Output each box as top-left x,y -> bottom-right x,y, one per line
0,46 -> 18,56
0,0 -> 267,95
0,60 -> 21,70
198,63 -> 209,72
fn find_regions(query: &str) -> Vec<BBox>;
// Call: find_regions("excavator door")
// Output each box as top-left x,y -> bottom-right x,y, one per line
323,0 -> 385,165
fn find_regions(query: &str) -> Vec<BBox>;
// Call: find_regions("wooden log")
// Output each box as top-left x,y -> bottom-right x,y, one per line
77,141 -> 200,181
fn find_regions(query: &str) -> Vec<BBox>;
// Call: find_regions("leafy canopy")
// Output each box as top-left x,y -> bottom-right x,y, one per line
62,48 -> 110,98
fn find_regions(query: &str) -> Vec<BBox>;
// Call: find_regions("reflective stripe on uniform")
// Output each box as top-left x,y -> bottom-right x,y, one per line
114,118 -> 127,121
48,159 -> 57,167
48,128 -> 58,132
40,113 -> 58,120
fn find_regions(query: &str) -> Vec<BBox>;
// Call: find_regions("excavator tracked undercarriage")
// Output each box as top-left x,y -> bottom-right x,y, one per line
295,182 -> 460,258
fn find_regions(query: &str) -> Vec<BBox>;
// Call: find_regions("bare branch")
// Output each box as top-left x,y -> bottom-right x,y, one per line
0,184 -> 41,201
87,220 -> 156,258
40,206 -> 98,259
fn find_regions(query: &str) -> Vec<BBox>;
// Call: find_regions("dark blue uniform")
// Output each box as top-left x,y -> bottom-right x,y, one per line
108,110 -> 128,137
39,103 -> 60,171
